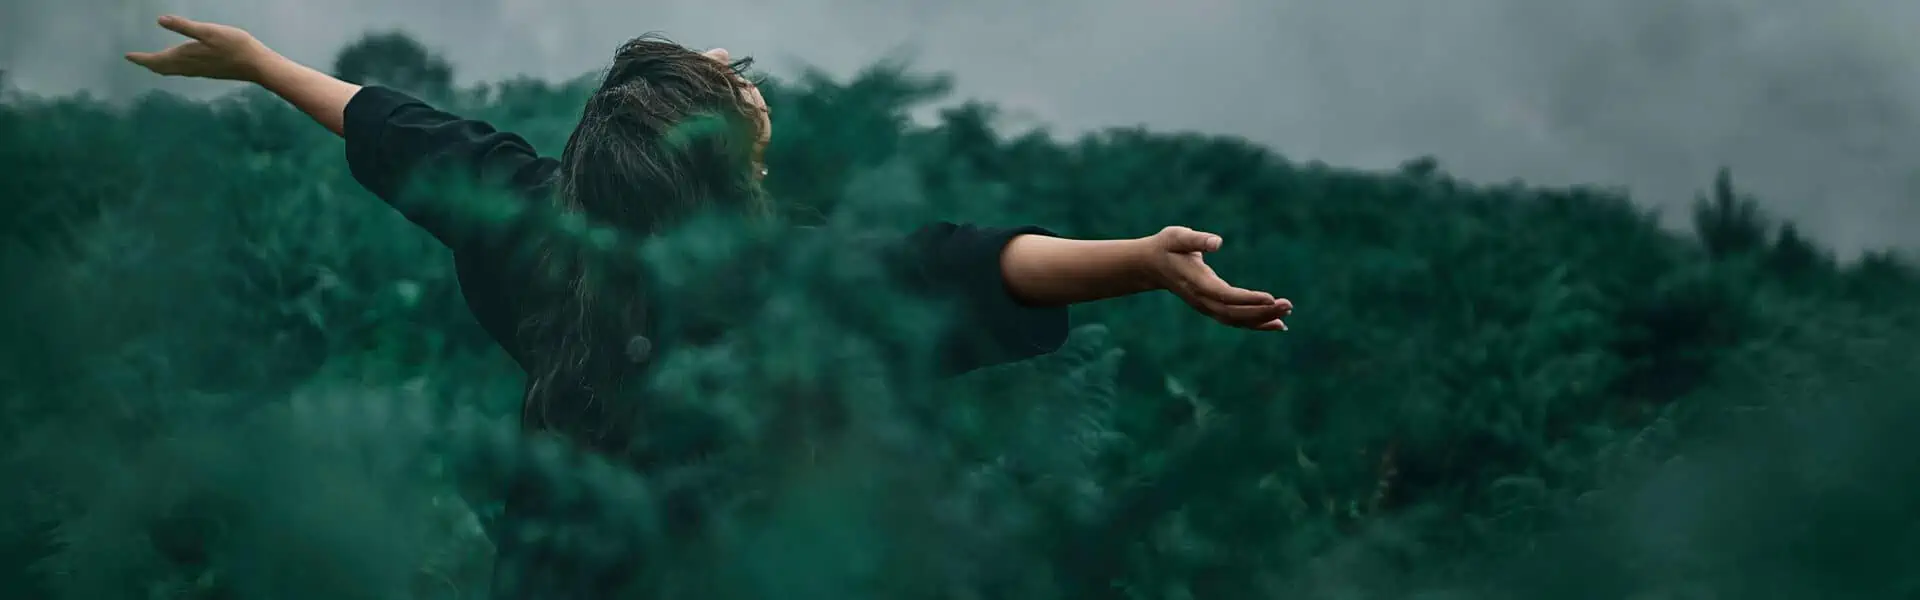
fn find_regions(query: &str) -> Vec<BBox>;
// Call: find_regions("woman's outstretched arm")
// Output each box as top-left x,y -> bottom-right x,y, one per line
125,16 -> 360,136
129,15 -> 555,255
254,56 -> 361,137
1001,227 -> 1291,330
892,223 -> 1292,376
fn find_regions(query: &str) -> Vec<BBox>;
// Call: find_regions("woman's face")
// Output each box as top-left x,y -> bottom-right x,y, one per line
702,48 -> 771,178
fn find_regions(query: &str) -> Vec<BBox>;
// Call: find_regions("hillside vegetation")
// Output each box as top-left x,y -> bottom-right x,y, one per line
2,32 -> 1917,599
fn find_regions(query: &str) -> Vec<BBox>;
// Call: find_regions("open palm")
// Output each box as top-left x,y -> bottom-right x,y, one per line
1147,226 -> 1292,331
125,16 -> 272,81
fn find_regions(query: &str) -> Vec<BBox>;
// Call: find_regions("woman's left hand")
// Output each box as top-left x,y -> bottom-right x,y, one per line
1143,226 -> 1292,331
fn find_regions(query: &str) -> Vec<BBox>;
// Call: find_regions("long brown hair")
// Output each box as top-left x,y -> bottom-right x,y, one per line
517,35 -> 771,453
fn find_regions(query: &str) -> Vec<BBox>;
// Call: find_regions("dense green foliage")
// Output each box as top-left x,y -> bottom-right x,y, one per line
3,33 -> 1919,599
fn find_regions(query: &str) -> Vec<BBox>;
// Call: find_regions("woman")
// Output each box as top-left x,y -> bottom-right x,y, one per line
128,14 -> 1293,597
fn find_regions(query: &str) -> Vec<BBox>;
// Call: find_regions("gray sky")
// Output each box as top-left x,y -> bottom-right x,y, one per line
7,0 -> 1918,255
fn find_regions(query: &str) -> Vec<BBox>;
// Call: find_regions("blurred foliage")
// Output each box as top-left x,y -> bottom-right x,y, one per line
333,32 -> 456,102
3,32 -> 1919,600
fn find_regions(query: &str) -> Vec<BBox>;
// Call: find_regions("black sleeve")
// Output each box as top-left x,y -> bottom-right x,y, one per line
343,86 -> 558,253
887,222 -> 1071,376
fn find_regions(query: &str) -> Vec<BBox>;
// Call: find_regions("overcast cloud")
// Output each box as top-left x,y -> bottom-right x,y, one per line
5,0 -> 1917,254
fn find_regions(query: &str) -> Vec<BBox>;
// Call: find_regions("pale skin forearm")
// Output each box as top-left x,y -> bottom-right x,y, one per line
1003,228 -> 1291,331
999,235 -> 1161,307
249,53 -> 360,137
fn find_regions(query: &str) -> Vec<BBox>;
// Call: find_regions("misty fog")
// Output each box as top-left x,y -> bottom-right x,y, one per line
6,0 -> 1916,254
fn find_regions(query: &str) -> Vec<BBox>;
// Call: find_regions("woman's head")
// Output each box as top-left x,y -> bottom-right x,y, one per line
521,36 -> 774,448
556,36 -> 773,232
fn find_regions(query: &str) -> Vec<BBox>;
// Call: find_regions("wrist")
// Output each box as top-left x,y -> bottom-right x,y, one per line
1127,236 -> 1168,292
242,48 -> 289,84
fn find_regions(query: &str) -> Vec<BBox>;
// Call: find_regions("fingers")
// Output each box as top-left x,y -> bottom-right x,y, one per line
1156,225 -> 1294,331
124,48 -> 178,74
1160,226 -> 1224,254
158,15 -> 216,41
703,47 -> 731,63
1182,293 -> 1290,329
1183,264 -> 1273,306
1215,300 -> 1291,325
132,15 -> 215,77
1175,269 -> 1293,330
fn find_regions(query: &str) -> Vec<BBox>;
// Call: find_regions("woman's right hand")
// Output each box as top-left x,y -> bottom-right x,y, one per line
125,15 -> 276,82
